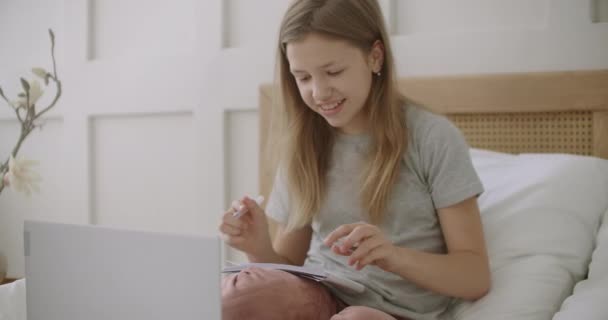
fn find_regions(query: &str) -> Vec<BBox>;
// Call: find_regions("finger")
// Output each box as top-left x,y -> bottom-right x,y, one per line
222,233 -> 246,247
340,225 -> 376,251
347,236 -> 383,266
331,243 -> 352,256
222,211 -> 247,230
324,224 -> 358,247
356,247 -> 387,270
219,223 -> 243,236
242,196 -> 264,218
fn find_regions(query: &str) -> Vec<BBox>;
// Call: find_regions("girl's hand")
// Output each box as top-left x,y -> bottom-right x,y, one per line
218,196 -> 273,258
324,222 -> 397,272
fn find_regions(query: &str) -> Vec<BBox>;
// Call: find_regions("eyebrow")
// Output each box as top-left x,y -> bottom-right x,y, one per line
291,61 -> 338,74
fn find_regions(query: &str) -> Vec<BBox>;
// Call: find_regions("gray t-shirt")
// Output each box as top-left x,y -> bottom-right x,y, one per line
265,105 -> 484,320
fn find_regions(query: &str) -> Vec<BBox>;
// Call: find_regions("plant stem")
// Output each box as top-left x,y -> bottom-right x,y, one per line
35,29 -> 62,120
34,77 -> 61,120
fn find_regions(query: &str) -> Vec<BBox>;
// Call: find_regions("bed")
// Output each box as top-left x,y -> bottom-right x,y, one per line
1,70 -> 607,320
258,69 -> 608,320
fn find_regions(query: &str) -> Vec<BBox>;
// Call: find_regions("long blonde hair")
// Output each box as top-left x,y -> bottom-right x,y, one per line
273,0 -> 407,230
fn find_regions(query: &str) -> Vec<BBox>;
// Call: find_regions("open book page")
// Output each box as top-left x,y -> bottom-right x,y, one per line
222,263 -> 365,294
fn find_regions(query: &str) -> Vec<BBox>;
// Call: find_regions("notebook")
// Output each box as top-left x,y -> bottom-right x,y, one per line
223,262 -> 365,294
24,220 -> 221,320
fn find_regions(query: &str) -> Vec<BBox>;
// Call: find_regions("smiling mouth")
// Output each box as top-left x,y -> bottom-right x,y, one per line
319,99 -> 346,111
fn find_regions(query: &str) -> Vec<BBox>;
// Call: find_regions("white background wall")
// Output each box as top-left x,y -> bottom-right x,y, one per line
1,0 -> 607,279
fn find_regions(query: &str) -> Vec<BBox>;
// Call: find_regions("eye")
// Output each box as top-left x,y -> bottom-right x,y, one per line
296,75 -> 311,82
327,69 -> 344,76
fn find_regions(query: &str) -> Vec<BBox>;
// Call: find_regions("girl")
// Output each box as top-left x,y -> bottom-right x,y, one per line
219,1 -> 490,319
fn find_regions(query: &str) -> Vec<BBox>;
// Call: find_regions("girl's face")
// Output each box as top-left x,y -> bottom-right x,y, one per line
286,33 -> 382,134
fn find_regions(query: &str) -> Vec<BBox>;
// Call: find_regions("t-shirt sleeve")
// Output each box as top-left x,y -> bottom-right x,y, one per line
264,167 -> 290,225
420,116 -> 484,209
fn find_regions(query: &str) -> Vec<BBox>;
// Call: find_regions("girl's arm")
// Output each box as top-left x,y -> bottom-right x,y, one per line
387,197 -> 491,300
325,196 -> 490,300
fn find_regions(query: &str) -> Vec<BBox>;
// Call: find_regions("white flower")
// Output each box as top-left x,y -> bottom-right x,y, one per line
32,67 -> 50,85
4,155 -> 42,196
15,79 -> 44,109
32,67 -> 48,79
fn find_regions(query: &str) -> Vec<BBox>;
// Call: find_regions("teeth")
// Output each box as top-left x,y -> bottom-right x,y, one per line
320,99 -> 343,111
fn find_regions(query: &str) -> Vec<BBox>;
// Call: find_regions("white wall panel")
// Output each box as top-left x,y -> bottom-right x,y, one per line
390,0 -> 608,76
73,58 -> 205,114
548,0 -> 593,26
209,49 -> 276,109
0,118 -> 67,277
223,0 -> 290,48
224,110 -> 259,263
91,0 -> 199,59
91,113 -> 201,234
392,24 -> 608,76
395,0 -> 549,35
225,111 -> 259,210
378,0 -> 396,34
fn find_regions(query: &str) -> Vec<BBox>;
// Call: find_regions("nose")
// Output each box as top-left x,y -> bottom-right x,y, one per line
312,78 -> 331,102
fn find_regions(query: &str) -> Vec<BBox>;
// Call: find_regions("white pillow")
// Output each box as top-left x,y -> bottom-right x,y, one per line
469,148 -> 517,162
448,150 -> 608,320
552,207 -> 608,320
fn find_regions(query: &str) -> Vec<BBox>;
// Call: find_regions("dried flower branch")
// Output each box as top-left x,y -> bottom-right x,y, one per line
0,29 -> 62,195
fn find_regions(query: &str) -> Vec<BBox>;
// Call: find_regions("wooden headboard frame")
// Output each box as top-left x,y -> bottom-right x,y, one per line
259,70 -> 608,202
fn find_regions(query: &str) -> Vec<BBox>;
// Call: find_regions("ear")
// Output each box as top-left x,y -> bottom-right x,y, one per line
368,40 -> 385,73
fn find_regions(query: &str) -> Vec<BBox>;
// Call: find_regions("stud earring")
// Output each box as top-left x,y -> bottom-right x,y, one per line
376,72 -> 382,77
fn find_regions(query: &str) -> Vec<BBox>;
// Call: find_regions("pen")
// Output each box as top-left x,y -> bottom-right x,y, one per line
232,195 -> 265,219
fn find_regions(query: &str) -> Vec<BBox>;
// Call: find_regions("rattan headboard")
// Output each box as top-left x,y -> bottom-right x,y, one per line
259,70 -> 608,201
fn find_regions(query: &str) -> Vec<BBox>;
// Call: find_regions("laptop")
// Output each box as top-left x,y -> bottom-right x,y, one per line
24,220 -> 221,320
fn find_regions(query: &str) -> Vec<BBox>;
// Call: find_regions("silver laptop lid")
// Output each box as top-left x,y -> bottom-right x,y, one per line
24,220 -> 221,320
